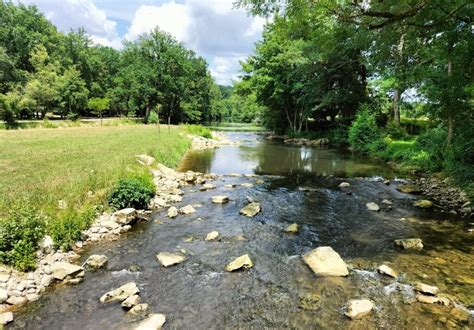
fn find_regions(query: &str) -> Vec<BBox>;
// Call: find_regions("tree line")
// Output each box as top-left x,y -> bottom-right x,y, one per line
0,2 -> 228,124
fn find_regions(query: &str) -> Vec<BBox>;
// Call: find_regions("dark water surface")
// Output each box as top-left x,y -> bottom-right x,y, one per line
10,133 -> 473,329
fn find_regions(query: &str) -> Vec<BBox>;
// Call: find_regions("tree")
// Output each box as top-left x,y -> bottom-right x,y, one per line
56,66 -> 89,118
88,97 -> 110,125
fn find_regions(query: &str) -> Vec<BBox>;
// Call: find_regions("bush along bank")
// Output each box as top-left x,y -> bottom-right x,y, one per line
0,134 -> 225,321
347,106 -> 472,217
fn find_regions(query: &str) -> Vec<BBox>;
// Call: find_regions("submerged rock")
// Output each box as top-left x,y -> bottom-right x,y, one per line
381,199 -> 393,205
366,202 -> 380,211
0,312 -> 13,325
302,246 -> 349,277
212,196 -> 229,204
51,262 -> 84,281
284,223 -> 299,233
394,238 -> 424,250
224,184 -> 236,188
166,207 -> 178,218
241,182 -> 254,188
299,292 -> 321,310
239,202 -> 261,217
134,313 -> 166,330
415,282 -> 439,295
129,303 -> 149,315
378,265 -> 398,278
100,282 -> 139,303
86,255 -> 108,269
345,299 -> 374,319
156,252 -> 186,267
397,184 -> 422,194
179,205 -> 196,214
205,231 -> 219,241
225,254 -> 254,272
413,199 -> 433,208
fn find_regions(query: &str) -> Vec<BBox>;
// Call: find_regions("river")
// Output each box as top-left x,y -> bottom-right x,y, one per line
9,132 -> 473,329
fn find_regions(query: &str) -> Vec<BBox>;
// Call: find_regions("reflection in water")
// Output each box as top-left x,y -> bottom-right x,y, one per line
180,133 -> 395,178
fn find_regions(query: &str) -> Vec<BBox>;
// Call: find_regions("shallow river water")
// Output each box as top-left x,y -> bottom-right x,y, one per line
10,133 -> 473,329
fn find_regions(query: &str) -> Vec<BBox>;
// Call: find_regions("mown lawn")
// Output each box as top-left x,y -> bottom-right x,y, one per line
0,125 -> 190,217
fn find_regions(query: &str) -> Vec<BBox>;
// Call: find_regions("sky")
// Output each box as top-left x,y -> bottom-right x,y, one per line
18,0 -> 266,85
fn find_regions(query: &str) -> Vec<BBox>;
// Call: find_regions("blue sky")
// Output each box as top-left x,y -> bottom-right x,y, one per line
18,0 -> 266,85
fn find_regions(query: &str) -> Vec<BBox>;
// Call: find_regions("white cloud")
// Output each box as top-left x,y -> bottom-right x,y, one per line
210,55 -> 246,85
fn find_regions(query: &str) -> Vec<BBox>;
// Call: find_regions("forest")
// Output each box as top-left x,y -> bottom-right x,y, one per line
235,0 -> 473,195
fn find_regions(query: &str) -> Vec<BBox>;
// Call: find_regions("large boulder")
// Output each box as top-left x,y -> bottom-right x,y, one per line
225,254 -> 254,272
302,246 -> 349,277
134,313 -> 166,330
394,238 -> 423,250
239,202 -> 261,217
345,299 -> 374,319
86,255 -> 108,269
156,252 -> 186,267
114,208 -> 137,225
51,262 -> 84,281
100,282 -> 139,303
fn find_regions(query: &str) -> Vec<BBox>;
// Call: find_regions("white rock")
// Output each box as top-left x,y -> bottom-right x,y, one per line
225,254 -> 254,272
129,303 -> 149,315
114,208 -> 137,225
302,246 -> 349,277
339,182 -> 350,188
394,238 -> 424,250
345,299 -> 374,319
0,312 -> 13,325
205,231 -> 219,241
284,223 -> 299,233
381,199 -> 393,205
51,262 -> 84,281
224,184 -> 236,188
167,207 -> 178,218
86,255 -> 108,269
202,183 -> 216,190
40,235 -> 54,254
122,294 -> 140,309
240,183 -> 254,188
179,205 -> 196,214
0,288 -> 7,303
102,221 -> 119,230
416,294 -> 439,304
239,202 -> 261,217
136,154 -> 155,166
135,313 -> 166,330
212,196 -> 229,204
100,282 -> 139,303
40,275 -> 54,287
415,282 -> 439,295
378,265 -> 398,278
156,252 -> 186,267
6,296 -> 27,305
366,202 -> 380,211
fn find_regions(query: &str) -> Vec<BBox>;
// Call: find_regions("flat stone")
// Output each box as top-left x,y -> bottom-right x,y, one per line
228,173 -> 242,177
212,196 -> 229,204
156,252 -> 186,267
394,238 -> 423,250
129,303 -> 149,315
284,223 -> 299,233
381,199 -> 393,205
114,208 -> 137,225
6,296 -> 27,305
416,293 -> 439,304
100,282 -> 139,303
225,254 -> 254,272
205,231 -> 219,241
378,265 -> 398,278
0,312 -> 13,325
179,205 -> 196,214
397,184 -> 422,194
339,182 -> 350,188
135,313 -> 166,330
202,183 -> 216,190
224,184 -> 236,188
240,183 -> 254,188
413,199 -> 433,208
122,294 -> 140,309
0,288 -> 7,303
102,221 -> 119,230
184,171 -> 197,182
167,207 -> 178,218
366,202 -> 380,211
86,255 -> 108,269
345,299 -> 374,319
51,262 -> 84,281
0,274 -> 10,283
239,202 -> 261,217
415,282 -> 439,295
302,246 -> 349,277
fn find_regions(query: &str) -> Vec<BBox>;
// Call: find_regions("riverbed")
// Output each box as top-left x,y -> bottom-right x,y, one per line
9,132 -> 473,329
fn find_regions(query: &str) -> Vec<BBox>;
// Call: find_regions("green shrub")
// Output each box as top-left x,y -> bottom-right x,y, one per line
184,124 -> 213,139
147,111 -> 159,124
49,206 -> 97,251
108,173 -> 155,210
385,121 -> 408,140
348,105 -> 381,154
328,125 -> 350,147
0,206 -> 47,271
414,127 -> 446,171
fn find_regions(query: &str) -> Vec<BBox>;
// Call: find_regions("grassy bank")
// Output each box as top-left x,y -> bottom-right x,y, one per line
0,125 -> 190,269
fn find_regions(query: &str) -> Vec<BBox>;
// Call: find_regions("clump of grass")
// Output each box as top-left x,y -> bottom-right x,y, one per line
184,124 -> 213,139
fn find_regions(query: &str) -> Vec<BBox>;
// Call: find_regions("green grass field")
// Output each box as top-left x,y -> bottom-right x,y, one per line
0,125 -> 190,217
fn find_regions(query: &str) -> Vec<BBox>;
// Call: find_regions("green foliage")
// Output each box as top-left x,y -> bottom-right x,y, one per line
87,97 -> 110,117
0,205 -> 47,271
108,173 -> 155,210
385,121 -> 408,140
348,105 -> 381,154
147,111 -> 159,124
49,206 -> 96,251
184,124 -> 213,139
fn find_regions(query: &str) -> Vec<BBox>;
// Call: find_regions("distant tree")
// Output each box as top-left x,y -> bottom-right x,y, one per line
56,66 -> 89,118
88,97 -> 110,124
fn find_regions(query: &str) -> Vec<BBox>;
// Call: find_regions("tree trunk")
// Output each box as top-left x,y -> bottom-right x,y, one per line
447,60 -> 453,146
393,88 -> 400,126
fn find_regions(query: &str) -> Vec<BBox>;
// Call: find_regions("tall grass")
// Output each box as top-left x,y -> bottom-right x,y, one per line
183,124 -> 213,139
